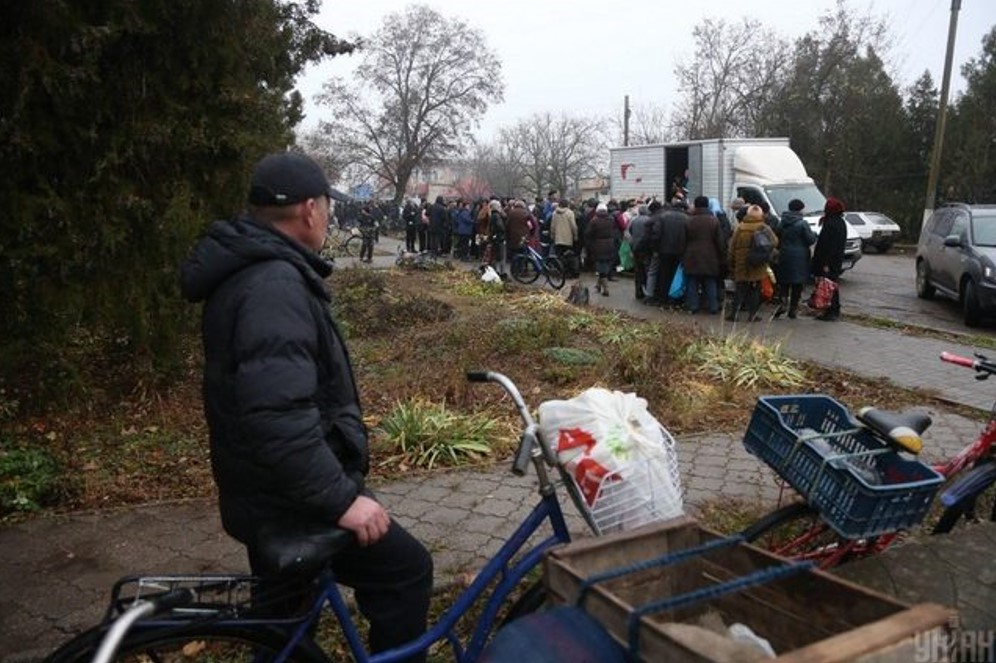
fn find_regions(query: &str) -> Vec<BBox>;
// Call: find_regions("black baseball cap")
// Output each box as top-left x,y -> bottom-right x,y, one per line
248,152 -> 331,206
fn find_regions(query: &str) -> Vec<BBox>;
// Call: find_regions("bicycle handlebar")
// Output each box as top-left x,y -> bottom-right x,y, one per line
940,351 -> 996,377
465,371 -> 558,473
92,588 -> 195,663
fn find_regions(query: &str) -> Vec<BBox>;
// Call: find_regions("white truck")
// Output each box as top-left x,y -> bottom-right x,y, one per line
609,137 -> 861,270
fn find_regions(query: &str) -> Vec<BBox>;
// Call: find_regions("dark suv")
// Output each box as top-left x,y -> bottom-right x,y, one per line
916,203 -> 996,326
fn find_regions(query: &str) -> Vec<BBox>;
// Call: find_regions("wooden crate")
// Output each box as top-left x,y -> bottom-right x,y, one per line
544,516 -> 955,662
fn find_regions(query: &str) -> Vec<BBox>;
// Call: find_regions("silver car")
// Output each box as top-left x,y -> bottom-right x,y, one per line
844,211 -> 901,253
916,203 -> 996,326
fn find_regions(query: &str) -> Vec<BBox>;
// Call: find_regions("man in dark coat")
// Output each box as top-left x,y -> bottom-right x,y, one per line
683,196 -> 726,314
586,202 -> 619,296
506,199 -> 532,253
811,197 -> 848,321
180,152 -> 432,660
647,201 -> 688,306
428,195 -> 448,255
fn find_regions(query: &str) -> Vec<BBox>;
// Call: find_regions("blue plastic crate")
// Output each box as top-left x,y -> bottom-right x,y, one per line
743,395 -> 944,539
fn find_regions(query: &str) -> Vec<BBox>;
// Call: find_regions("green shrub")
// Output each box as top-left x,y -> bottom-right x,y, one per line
377,399 -> 496,469
543,347 -> 602,366
685,332 -> 808,389
0,446 -> 61,515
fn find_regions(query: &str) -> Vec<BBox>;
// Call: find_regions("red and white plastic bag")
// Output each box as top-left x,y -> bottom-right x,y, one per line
538,388 -> 683,532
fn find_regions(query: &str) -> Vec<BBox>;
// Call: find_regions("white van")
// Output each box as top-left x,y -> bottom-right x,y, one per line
609,138 -> 862,270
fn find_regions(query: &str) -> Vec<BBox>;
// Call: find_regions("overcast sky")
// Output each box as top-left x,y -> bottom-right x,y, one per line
296,0 -> 996,141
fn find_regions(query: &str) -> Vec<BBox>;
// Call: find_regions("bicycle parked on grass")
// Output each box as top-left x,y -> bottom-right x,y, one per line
319,225 -> 362,260
45,371 -> 643,663
394,244 -> 449,271
740,351 -> 996,569
509,240 -> 566,290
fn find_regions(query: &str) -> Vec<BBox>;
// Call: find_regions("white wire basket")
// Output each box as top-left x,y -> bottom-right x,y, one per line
563,426 -> 684,535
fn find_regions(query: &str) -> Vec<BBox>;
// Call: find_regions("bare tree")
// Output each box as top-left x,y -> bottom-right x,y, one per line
466,142 -> 523,199
607,101 -> 673,146
670,17 -> 791,139
500,112 -> 607,199
308,4 -> 503,203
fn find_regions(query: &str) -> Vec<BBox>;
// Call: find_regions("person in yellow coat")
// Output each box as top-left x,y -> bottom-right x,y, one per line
726,204 -> 778,322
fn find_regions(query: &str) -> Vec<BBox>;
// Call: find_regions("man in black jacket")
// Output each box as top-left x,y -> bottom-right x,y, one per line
180,152 -> 432,661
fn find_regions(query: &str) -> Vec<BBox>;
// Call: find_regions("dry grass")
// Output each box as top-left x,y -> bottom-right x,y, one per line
0,266 -> 946,519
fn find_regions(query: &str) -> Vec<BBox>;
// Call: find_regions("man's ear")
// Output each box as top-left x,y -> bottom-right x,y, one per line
301,199 -> 319,227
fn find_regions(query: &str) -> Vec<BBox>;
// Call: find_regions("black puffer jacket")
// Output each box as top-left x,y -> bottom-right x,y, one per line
180,216 -> 367,545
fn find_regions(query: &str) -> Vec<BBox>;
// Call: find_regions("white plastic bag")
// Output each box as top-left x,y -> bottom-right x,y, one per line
538,388 -> 683,532
480,265 -> 501,283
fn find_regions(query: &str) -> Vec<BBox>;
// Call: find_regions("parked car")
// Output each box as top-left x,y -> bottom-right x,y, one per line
844,211 -> 902,253
915,203 -> 996,326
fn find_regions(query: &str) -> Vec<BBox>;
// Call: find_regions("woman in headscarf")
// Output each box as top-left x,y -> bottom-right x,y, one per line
811,197 -> 848,321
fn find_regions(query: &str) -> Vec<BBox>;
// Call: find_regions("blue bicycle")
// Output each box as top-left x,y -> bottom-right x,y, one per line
44,372 -> 588,663
510,241 -> 566,290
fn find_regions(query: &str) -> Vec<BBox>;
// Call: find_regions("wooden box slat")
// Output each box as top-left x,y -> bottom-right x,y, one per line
544,517 -> 954,662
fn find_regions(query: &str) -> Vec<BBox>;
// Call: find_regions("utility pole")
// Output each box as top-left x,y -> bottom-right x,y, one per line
623,95 -> 631,147
923,0 -> 962,226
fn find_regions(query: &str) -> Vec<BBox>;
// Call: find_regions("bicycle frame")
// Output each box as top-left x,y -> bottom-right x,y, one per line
79,371 -> 575,663
519,243 -> 546,270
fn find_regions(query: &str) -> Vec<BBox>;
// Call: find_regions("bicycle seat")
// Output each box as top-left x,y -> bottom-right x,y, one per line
856,407 -> 931,454
255,522 -> 354,578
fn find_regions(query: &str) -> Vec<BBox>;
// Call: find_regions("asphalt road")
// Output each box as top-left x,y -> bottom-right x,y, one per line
840,249 -> 996,334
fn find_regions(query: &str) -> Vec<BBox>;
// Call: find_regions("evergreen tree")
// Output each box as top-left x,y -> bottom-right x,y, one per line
0,0 -> 352,407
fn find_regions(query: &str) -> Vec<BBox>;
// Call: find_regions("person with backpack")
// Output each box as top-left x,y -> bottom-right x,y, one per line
726,204 -> 778,322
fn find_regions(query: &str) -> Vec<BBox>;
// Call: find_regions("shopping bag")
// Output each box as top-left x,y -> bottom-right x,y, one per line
537,389 -> 683,531
480,265 -> 501,283
668,263 -> 685,299
618,240 -> 635,271
808,276 -> 837,310
760,267 -> 775,302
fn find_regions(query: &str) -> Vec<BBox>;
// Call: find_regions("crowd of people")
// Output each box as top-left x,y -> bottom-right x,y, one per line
395,189 -> 847,322
178,151 -> 850,662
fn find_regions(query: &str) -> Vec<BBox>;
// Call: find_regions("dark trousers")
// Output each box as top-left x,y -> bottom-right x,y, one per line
428,231 -> 442,255
633,254 -> 649,299
417,227 -> 427,252
777,282 -> 804,313
249,520 -> 433,662
655,254 -> 681,302
456,233 -> 472,259
728,281 -> 761,320
360,233 -> 375,261
555,244 -> 578,277
405,225 -> 417,252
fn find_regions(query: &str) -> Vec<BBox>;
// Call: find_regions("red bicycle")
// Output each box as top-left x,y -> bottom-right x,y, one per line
740,351 -> 996,569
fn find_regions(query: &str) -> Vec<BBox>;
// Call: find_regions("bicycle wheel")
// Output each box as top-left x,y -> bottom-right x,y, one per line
342,235 -> 361,258
510,255 -> 540,284
741,502 -> 872,569
542,257 -> 566,290
45,624 -> 322,662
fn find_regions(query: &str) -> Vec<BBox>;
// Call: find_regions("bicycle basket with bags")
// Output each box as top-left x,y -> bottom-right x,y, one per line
538,388 -> 684,534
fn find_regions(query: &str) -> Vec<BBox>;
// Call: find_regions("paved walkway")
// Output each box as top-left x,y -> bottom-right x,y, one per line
2,255 -> 995,660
